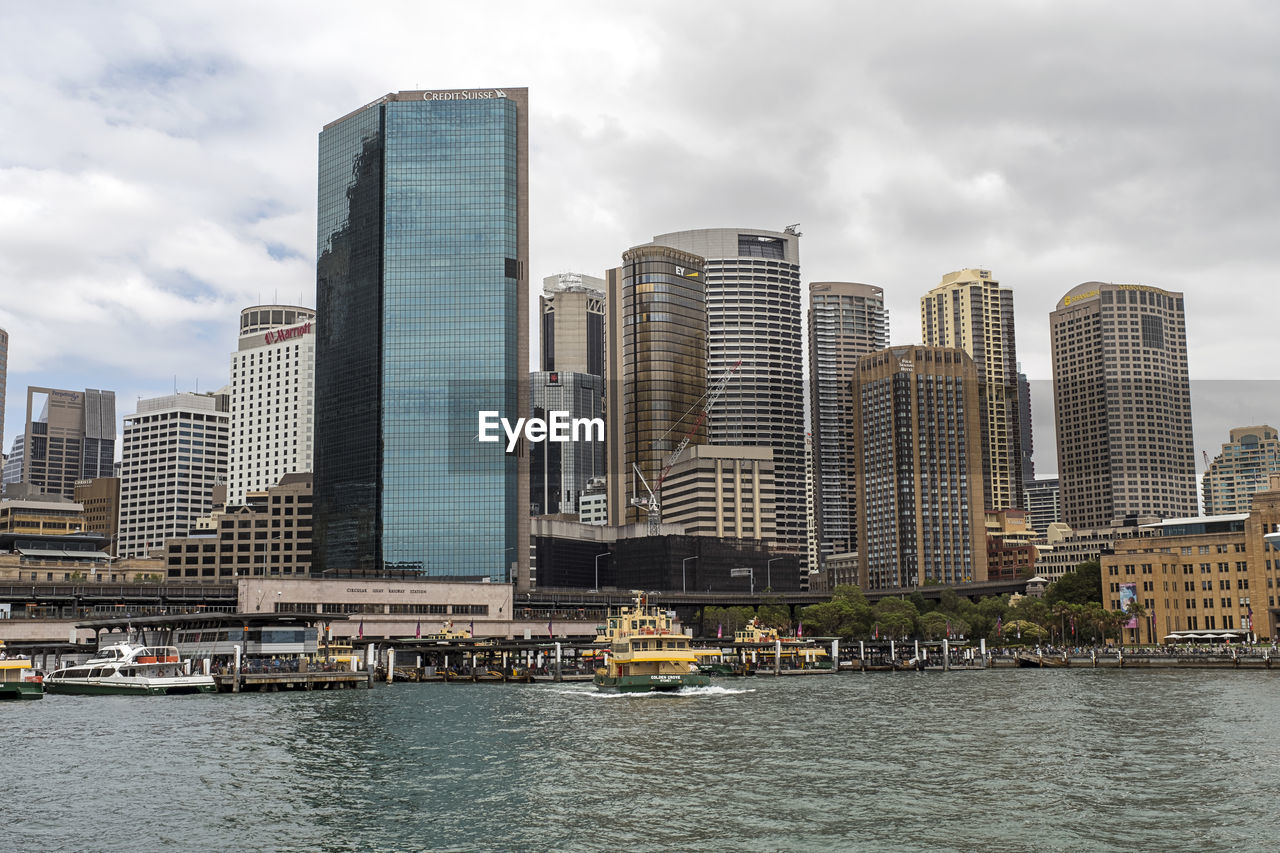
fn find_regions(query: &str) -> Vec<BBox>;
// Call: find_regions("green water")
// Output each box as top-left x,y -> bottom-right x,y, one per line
7,670 -> 1279,852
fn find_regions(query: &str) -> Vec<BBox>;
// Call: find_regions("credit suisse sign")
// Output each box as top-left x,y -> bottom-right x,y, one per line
265,321 -> 312,345
422,89 -> 506,101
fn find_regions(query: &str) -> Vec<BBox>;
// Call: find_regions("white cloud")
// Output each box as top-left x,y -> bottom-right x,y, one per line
0,0 -> 1277,464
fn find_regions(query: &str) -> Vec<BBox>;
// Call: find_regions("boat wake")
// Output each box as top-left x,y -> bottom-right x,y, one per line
552,685 -> 756,699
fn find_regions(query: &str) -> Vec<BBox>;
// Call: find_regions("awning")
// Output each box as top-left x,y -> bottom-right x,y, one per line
17,548 -> 110,561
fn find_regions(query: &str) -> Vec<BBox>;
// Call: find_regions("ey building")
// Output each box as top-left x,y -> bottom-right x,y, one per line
653,228 -> 807,566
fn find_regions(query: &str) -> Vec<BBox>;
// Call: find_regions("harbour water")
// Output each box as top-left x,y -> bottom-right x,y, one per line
8,670 -> 1280,852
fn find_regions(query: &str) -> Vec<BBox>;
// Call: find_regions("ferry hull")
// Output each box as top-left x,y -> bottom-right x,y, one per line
0,683 -> 44,700
593,673 -> 710,693
43,678 -> 216,696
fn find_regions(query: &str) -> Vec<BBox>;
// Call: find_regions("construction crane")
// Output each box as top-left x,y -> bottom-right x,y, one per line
631,360 -> 742,534
1202,450 -> 1211,471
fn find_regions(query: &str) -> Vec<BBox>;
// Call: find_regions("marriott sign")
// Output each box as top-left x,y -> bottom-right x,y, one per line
264,321 -> 313,345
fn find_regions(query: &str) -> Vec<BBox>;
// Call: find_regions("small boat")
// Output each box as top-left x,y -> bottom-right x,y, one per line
0,651 -> 43,700
593,593 -> 710,693
44,639 -> 216,696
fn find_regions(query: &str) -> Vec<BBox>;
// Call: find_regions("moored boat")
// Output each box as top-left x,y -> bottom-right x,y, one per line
44,639 -> 216,696
0,651 -> 43,700
593,594 -> 709,693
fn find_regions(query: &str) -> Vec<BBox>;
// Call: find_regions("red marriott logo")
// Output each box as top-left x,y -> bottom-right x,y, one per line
264,322 -> 312,345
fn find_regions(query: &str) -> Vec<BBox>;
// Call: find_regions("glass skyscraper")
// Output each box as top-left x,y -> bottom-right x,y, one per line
314,88 -> 529,584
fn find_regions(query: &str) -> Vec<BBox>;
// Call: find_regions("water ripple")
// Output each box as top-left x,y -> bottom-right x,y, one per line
5,671 -> 1280,851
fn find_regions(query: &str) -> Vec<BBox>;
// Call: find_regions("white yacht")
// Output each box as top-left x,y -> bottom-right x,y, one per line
44,639 -> 216,696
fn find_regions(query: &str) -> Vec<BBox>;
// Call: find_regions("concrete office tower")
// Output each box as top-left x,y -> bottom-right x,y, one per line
1023,477 -> 1062,535
808,282 -> 888,562
228,305 -> 316,506
540,273 -> 605,376
117,391 -> 230,558
1050,283 -> 1196,528
315,88 -> 529,584
1202,426 -> 1280,514
921,269 -> 1022,512
606,244 -> 707,526
661,445 -> 776,541
20,387 -> 115,499
530,370 -> 605,516
852,346 -> 988,590
652,227 -> 806,565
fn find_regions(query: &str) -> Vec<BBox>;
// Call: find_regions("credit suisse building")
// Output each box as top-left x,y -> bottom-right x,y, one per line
314,88 -> 530,585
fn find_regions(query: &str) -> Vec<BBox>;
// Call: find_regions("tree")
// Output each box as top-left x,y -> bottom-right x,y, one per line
1045,561 -> 1102,606
757,599 -> 791,631
873,598 -> 919,639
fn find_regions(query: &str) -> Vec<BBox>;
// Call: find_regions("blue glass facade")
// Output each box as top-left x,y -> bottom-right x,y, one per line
315,91 -> 527,582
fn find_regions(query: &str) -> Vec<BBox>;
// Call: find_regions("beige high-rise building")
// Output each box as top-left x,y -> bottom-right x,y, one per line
1202,426 -> 1280,514
606,244 -> 707,527
1050,282 -> 1196,529
540,273 -> 605,377
921,268 -> 1022,512
19,387 -> 116,500
809,282 -> 888,561
74,477 -> 120,555
852,345 -> 988,590
661,445 -> 776,541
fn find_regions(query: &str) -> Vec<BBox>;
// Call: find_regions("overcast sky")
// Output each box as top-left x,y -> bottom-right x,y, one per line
1,2 -> 1277,477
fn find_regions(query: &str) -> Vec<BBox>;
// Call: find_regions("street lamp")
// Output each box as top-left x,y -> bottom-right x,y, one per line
594,552 -> 611,593
682,556 -> 697,593
730,566 -> 754,596
258,533 -> 284,576
766,558 -> 782,591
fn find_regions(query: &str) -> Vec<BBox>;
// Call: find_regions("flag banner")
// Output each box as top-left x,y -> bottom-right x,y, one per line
717,623 -> 723,639
874,623 -> 879,640
415,620 -> 421,639
358,619 -> 364,640
798,621 -> 803,638
996,616 -> 1003,638
470,620 -> 475,637
547,620 -> 553,640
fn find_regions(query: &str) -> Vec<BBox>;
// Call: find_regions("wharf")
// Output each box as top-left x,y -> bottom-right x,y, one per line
215,670 -> 368,692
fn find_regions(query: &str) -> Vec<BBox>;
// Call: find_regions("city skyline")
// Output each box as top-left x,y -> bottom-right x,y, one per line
1,4 -> 1279,480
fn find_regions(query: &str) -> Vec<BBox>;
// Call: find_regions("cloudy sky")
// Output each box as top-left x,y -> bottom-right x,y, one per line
1,1 -> 1277,477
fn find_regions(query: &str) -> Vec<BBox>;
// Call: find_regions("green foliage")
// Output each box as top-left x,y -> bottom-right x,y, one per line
872,597 -> 918,639
702,605 -> 758,637
1045,560 -> 1102,606
757,600 -> 791,631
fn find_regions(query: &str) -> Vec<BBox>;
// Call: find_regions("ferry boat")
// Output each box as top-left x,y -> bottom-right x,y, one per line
593,594 -> 710,693
44,638 -> 216,696
0,649 -> 43,700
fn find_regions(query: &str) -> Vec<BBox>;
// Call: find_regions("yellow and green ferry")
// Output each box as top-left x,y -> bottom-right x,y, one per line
0,650 -> 44,700
593,594 -> 710,693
